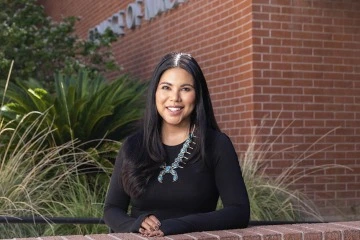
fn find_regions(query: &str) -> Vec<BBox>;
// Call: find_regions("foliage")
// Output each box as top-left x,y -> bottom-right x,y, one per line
0,111 -> 112,238
0,69 -> 146,150
239,118 -> 350,222
0,0 -> 119,89
240,128 -> 321,221
43,175 -> 110,236
0,66 -> 114,238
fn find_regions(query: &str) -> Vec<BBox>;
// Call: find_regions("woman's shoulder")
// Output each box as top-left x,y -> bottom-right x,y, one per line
205,128 -> 231,144
204,128 -> 237,166
204,128 -> 235,155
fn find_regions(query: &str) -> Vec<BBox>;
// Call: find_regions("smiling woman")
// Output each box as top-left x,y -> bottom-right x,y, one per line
103,52 -> 250,237
155,68 -> 196,133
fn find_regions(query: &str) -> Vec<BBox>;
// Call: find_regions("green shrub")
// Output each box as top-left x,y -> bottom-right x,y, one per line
0,64 -> 137,237
0,0 -> 118,89
0,69 -> 146,150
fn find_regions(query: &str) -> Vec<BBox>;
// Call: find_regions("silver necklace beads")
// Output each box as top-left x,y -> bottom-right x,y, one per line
157,126 -> 196,183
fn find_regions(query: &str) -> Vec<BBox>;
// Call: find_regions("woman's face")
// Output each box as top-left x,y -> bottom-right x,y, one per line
155,67 -> 196,128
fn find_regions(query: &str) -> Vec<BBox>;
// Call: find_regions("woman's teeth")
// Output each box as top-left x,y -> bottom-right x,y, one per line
167,107 -> 182,112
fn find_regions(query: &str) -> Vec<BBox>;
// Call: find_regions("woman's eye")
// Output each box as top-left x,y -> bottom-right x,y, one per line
182,87 -> 192,92
161,86 -> 170,90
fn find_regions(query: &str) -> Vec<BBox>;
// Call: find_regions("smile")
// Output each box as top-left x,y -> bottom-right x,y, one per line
167,107 -> 183,112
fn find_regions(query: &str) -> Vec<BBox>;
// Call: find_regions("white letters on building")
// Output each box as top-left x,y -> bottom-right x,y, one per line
126,1 -> 143,29
89,11 -> 126,40
164,0 -> 185,10
144,0 -> 165,20
109,11 -> 126,35
89,0 -> 187,39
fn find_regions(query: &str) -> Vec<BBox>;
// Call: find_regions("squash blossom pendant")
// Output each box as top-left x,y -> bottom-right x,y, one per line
158,129 -> 196,183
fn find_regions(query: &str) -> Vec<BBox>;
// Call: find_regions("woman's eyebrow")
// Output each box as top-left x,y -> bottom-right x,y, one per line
158,82 -> 194,87
159,82 -> 172,85
181,83 -> 194,87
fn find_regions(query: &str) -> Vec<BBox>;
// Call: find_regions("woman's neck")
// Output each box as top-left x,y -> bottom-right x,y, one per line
161,123 -> 191,146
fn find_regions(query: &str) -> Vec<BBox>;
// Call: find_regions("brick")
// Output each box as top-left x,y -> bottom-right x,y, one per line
203,230 -> 240,240
166,234 -> 198,240
336,191 -> 356,198
304,223 -> 360,240
14,238 -> 39,240
184,232 -> 218,240
285,224 -> 323,240
244,227 -> 283,240
258,225 -> 302,240
225,229 -> 262,240
62,236 -> 90,240
110,233 -> 147,240
41,237 -> 65,240
86,234 -> 120,240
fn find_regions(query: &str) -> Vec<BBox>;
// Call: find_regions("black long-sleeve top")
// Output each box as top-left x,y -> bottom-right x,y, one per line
103,129 -> 250,235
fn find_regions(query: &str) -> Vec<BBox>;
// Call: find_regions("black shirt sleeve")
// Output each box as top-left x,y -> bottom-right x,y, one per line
159,132 -> 250,235
103,140 -> 148,233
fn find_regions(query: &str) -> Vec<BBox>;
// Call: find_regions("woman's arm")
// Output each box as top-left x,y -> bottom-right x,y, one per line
103,144 -> 149,232
159,132 -> 250,235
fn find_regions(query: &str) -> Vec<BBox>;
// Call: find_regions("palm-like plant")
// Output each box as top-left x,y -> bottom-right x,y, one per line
0,70 -> 146,148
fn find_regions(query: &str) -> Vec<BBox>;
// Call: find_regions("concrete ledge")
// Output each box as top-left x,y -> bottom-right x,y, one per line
4,221 -> 360,240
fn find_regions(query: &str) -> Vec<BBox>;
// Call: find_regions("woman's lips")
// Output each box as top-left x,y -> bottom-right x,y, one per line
166,107 -> 184,116
167,107 -> 183,112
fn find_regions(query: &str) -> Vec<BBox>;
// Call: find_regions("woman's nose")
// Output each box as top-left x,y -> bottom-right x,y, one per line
170,90 -> 181,102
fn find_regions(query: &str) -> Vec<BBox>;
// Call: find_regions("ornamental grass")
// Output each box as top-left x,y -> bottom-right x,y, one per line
0,110 -> 111,238
0,63 -> 111,238
240,117 -> 351,222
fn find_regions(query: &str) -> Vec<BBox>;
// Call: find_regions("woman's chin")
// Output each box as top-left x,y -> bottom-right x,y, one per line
162,118 -> 190,127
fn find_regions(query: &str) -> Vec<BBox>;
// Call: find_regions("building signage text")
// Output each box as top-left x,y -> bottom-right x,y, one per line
89,0 -> 186,39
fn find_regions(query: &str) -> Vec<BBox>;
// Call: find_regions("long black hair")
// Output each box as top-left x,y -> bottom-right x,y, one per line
121,52 -> 220,198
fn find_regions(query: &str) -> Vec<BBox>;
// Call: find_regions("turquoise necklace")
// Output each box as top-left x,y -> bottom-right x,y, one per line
158,126 -> 196,183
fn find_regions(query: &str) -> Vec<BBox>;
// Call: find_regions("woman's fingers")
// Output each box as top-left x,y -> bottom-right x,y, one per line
148,215 -> 161,227
147,230 -> 164,237
139,228 -> 164,237
139,229 -> 150,237
141,215 -> 161,231
140,220 -> 152,231
139,215 -> 162,237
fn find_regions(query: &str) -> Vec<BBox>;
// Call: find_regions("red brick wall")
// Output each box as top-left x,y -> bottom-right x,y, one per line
251,0 -> 360,218
38,0 -> 360,219
5,221 -> 360,240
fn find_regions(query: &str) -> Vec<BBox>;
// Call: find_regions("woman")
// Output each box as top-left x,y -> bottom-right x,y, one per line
103,52 -> 250,237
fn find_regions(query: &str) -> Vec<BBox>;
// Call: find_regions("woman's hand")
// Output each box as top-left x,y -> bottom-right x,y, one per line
139,215 -> 163,237
139,228 -> 164,237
